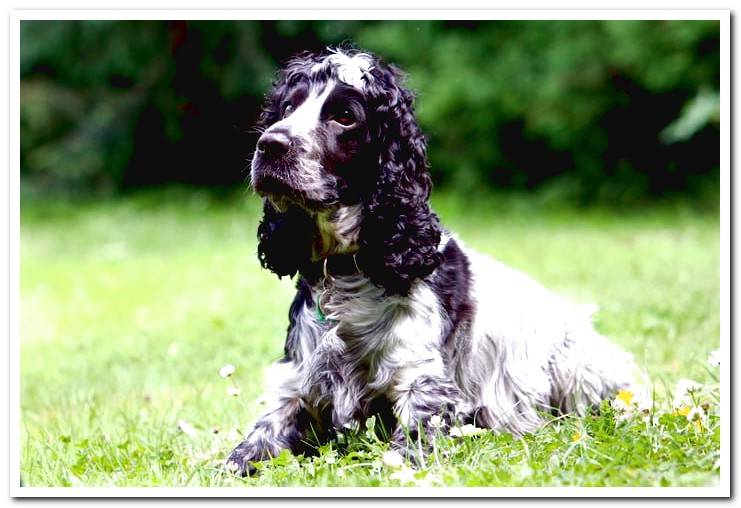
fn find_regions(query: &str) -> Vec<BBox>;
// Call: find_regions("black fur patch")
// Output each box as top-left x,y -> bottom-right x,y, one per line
281,277 -> 314,363
429,236 -> 474,345
256,201 -> 315,279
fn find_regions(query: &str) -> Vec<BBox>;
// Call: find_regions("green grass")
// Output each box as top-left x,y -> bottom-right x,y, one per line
20,188 -> 720,487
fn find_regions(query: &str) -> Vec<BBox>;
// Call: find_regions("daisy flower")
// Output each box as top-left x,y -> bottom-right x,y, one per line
449,424 -> 486,437
611,389 -> 637,421
686,406 -> 707,432
219,364 -> 236,378
429,414 -> 444,429
177,419 -> 198,437
707,349 -> 721,367
610,388 -> 654,423
612,389 -> 633,411
382,450 -> 405,469
675,378 -> 702,397
673,378 -> 703,408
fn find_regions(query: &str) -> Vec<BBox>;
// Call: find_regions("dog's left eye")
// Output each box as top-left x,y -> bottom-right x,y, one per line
333,109 -> 355,127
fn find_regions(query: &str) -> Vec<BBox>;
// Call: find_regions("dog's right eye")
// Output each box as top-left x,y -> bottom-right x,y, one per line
282,104 -> 293,118
332,109 -> 356,127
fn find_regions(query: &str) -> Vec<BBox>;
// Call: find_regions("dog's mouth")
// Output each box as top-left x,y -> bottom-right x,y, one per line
252,171 -> 333,213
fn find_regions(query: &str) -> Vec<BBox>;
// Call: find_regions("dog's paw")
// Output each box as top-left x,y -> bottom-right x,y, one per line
224,443 -> 261,477
390,431 -> 433,468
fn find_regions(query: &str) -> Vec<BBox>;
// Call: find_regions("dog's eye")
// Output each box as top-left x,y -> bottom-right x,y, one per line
282,104 -> 293,118
333,109 -> 355,127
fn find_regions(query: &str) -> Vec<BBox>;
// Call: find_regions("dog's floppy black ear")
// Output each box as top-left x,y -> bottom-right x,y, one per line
356,63 -> 443,296
256,200 -> 314,279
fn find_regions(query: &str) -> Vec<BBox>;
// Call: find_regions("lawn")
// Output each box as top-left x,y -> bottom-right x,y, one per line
19,188 -> 721,488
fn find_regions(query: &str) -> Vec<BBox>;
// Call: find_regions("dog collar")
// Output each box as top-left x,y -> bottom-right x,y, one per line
303,253 -> 361,323
303,253 -> 361,284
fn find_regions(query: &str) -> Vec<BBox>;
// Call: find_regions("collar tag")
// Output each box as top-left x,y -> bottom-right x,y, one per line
315,300 -> 327,322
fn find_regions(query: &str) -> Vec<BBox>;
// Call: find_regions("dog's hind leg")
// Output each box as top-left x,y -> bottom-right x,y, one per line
548,330 -> 650,415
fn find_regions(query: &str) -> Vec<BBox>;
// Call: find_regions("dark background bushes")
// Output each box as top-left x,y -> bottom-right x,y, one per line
20,20 -> 719,203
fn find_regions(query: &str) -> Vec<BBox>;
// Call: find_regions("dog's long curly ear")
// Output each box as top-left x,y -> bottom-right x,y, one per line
257,200 -> 314,279
357,63 -> 443,296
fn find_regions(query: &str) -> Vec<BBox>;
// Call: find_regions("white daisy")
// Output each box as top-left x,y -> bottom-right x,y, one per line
686,406 -> 708,432
429,414 -> 444,428
219,364 -> 236,378
675,378 -> 703,396
611,398 -> 632,413
707,349 -> 721,367
449,424 -> 486,437
382,450 -> 405,469
686,406 -> 705,423
177,419 -> 198,437
611,389 -> 638,418
673,378 -> 703,408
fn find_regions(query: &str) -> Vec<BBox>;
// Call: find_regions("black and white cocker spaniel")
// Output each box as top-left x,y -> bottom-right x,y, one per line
226,48 -> 646,476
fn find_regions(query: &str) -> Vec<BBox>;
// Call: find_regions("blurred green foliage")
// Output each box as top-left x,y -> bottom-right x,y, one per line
20,20 -> 720,202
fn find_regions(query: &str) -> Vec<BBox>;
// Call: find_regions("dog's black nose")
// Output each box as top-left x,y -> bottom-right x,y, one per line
257,131 -> 291,157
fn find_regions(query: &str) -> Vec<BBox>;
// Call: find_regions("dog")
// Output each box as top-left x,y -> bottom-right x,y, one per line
226,48 -> 645,476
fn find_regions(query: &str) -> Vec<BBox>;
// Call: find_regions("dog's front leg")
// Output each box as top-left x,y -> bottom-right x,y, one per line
226,362 -> 310,477
389,363 -> 463,463
225,395 -> 307,476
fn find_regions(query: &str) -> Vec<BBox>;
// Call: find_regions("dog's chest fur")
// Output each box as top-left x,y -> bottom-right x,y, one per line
286,274 -> 446,429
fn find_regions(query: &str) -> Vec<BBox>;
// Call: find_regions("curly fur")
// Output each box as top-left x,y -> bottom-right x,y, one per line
253,49 -> 441,295
256,200 -> 314,279
226,48 -> 649,477
356,63 -> 443,295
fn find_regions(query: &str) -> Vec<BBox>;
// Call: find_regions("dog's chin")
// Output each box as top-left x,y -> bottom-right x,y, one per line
252,172 -> 334,214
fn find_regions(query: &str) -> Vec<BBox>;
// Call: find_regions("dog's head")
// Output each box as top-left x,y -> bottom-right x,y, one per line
252,48 -> 442,295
